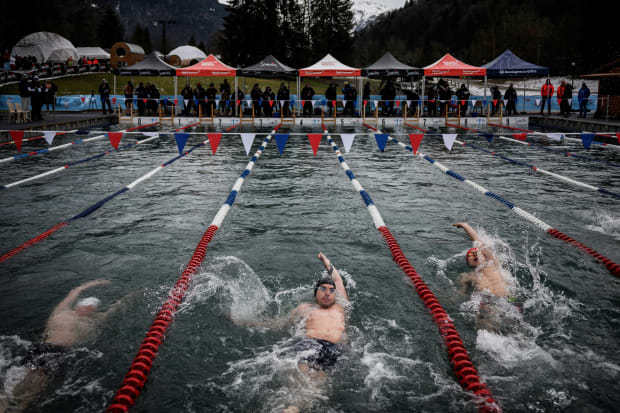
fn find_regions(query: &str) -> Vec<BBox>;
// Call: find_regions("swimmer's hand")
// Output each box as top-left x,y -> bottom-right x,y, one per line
318,252 -> 331,270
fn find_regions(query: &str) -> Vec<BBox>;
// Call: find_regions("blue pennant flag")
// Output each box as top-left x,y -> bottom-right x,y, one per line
481,132 -> 494,143
226,100 -> 230,106
258,99 -> 262,105
274,134 -> 289,156
291,100 -> 295,107
174,133 -> 190,155
164,98 -> 168,106
194,99 -> 199,105
580,133 -> 595,150
374,134 -> 389,152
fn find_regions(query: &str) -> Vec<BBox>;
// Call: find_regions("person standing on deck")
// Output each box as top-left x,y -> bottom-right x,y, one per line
98,79 -> 112,115
504,84 -> 518,116
578,82 -> 590,118
557,80 -> 566,116
301,84 -> 315,116
540,79 -> 554,116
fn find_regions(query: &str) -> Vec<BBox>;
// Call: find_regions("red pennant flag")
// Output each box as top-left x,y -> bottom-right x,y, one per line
363,100 -> 367,106
207,133 -> 222,155
513,133 -> 527,141
174,99 -> 178,105
408,134 -> 424,155
236,99 -> 240,105
9,130 -> 24,152
112,97 -> 116,104
269,100 -> 274,107
307,134 -> 323,156
557,98 -> 562,105
107,132 -> 123,149
429,99 -> 435,103
461,100 -> 465,105
332,100 -> 336,108
81,97 -> 85,103
143,99 -> 148,104
616,132 -> 620,145
492,99 -> 498,106
396,100 -> 401,107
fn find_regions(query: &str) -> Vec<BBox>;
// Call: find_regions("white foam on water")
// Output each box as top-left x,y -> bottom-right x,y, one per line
584,211 -> 620,240
476,329 -> 557,369
0,335 -> 31,396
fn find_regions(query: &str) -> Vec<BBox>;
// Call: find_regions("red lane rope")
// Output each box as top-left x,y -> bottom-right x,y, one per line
125,122 -> 160,132
377,226 -> 501,412
446,122 -> 479,132
547,228 -> 620,277
487,123 -> 533,133
107,225 -> 220,412
404,123 -> 429,133
0,222 -> 68,264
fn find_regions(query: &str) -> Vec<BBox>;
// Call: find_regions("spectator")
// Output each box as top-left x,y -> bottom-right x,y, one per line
277,83 -> 291,117
426,83 -> 438,117
123,81 -> 134,115
362,82 -> 371,114
147,83 -> 160,115
578,82 -> 590,118
562,81 -> 573,117
405,88 -> 420,116
44,80 -> 58,112
437,79 -> 452,116
491,86 -> 502,116
301,84 -> 315,117
504,84 -> 517,116
251,83 -> 262,116
181,83 -> 194,116
557,80 -> 566,116
98,79 -> 112,115
30,77 -> 45,121
456,83 -> 470,116
540,79 -> 554,116
219,85 -> 231,116
380,80 -> 396,116
206,83 -> 217,116
236,87 -> 244,115
18,75 -> 30,111
195,83 -> 206,116
262,86 -> 275,116
135,82 -> 147,116
325,83 -> 337,116
342,81 -> 357,116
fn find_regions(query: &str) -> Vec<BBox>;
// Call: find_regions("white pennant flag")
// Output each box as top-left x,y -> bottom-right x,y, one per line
246,99 -> 252,107
184,99 -> 189,106
442,134 -> 457,151
503,100 -> 508,107
215,99 -> 220,107
547,133 -> 563,141
535,99 -> 541,107
568,98 -> 572,106
43,131 -> 57,145
240,133 -> 256,155
340,134 -> 356,153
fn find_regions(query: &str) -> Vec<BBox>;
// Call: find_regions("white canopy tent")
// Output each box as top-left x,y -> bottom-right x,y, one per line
11,32 -> 79,63
77,47 -> 111,60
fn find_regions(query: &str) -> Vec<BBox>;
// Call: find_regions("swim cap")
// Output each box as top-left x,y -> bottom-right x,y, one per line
466,247 -> 478,265
76,297 -> 101,309
314,277 -> 336,296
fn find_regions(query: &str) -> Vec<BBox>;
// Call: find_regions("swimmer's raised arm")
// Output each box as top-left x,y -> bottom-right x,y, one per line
52,279 -> 110,315
453,222 -> 480,242
318,252 -> 348,301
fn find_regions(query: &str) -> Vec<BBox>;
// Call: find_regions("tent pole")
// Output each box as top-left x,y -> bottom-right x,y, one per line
235,76 -> 238,117
358,76 -> 362,118
421,76 -> 425,119
484,75 -> 487,112
114,75 -> 116,96
296,75 -> 300,117
174,76 -> 178,114
523,78 -> 526,114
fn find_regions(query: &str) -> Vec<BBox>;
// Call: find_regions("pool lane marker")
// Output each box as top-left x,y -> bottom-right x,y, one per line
377,123 -> 620,277
107,124 -> 281,413
0,122 -> 217,264
323,123 -> 501,413
0,123 -> 160,165
440,124 -> 619,199
0,130 -> 77,148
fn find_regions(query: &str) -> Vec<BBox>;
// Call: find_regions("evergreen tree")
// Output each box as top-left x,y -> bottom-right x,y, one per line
188,35 -> 197,46
97,6 -> 124,49
309,0 -> 354,61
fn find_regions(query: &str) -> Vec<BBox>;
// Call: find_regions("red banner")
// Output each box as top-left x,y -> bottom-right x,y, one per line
307,134 -> 323,156
408,134 -> 424,155
107,132 -> 123,149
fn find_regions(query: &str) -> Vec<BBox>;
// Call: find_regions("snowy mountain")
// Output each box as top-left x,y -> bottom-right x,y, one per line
352,0 -> 406,30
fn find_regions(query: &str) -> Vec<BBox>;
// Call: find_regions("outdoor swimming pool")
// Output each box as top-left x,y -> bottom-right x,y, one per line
0,121 -> 619,412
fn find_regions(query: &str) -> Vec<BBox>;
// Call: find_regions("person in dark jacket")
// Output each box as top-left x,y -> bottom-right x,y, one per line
503,84 -> 518,116
123,81 -> 134,115
98,79 -> 112,115
277,83 -> 291,117
456,84 -> 470,116
540,79 -> 554,116
362,82 -> 371,115
437,79 -> 452,116
181,84 -> 194,116
301,84 -> 315,116
195,83 -> 206,116
44,80 -> 58,112
262,86 -> 275,116
342,82 -> 357,116
562,81 -> 573,117
135,82 -> 147,116
491,86 -> 502,116
147,84 -> 160,115
251,84 -> 262,116
380,80 -> 396,116
325,83 -> 337,116
236,87 -> 244,115
18,75 -> 31,111
206,83 -> 217,117
426,83 -> 438,117
578,83 -> 590,118
30,77 -> 45,120
405,88 -> 420,116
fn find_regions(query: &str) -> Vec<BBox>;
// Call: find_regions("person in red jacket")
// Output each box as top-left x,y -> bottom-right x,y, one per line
540,79 -> 554,115
557,80 -> 566,116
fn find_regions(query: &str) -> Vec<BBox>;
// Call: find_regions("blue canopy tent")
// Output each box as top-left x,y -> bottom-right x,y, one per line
482,49 -> 549,112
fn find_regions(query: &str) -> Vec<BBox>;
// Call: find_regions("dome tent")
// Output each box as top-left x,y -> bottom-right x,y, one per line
167,45 -> 207,67
11,32 -> 79,63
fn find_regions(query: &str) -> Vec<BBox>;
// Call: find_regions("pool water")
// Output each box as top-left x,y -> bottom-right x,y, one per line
0,122 -> 619,412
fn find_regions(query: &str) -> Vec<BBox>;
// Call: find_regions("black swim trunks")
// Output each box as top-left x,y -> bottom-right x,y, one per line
295,338 -> 342,371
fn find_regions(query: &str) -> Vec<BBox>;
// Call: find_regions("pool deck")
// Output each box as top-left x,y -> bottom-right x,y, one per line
530,114 -> 620,133
0,112 -> 118,142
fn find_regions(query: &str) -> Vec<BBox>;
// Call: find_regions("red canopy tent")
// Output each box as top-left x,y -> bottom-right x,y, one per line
422,53 -> 488,107
175,54 -> 236,76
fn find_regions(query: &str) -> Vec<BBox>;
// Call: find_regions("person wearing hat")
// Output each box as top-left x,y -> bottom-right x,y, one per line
98,78 -> 112,115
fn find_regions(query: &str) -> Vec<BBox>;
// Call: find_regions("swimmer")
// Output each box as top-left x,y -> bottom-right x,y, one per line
282,252 -> 349,413
1,279 -> 121,413
453,222 -> 508,297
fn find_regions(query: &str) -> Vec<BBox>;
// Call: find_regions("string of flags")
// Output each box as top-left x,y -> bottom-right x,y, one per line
5,131 -> 619,155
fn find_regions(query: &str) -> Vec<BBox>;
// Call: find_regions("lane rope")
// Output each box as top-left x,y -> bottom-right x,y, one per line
325,123 -> 501,413
375,124 -> 620,277
106,124 -> 281,412
0,123 -> 227,264
0,130 -> 76,147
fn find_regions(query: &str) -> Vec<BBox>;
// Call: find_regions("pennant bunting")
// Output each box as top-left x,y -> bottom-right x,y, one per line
246,99 -> 252,107
9,130 -> 24,151
274,134 -> 289,156
481,132 -> 494,143
580,133 -> 595,150
240,133 -> 256,155
492,99 -> 498,106
332,100 -> 336,108
535,99 -> 541,106
184,99 -> 189,106
143,98 -> 148,104
269,100 -> 274,107
568,98 -> 572,106
174,133 -> 190,155
503,100 -> 508,107
80,97 -> 85,103
557,98 -> 562,105
164,98 -> 168,106
513,133 -> 527,141
363,100 -> 367,106
547,133 -> 563,141
107,132 -> 123,149
374,134 -> 389,152
396,100 -> 400,107
340,134 -> 355,153
313,100 -> 321,107
194,99 -> 199,105
43,131 -> 57,145
112,97 -> 116,104
307,134 -> 323,156
461,100 -> 466,106
408,134 -> 424,155
442,134 -> 457,151
174,99 -> 178,106
616,132 -> 620,145
207,133 -> 222,155
215,99 -> 220,108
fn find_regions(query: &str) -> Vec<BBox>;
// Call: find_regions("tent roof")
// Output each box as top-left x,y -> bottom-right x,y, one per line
238,55 -> 297,77
117,52 -> 177,76
423,53 -> 486,76
363,52 -> 421,77
167,45 -> 207,61
77,47 -> 110,60
482,49 -> 548,77
11,31 -> 79,63
176,54 -> 236,76
299,54 -> 361,77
